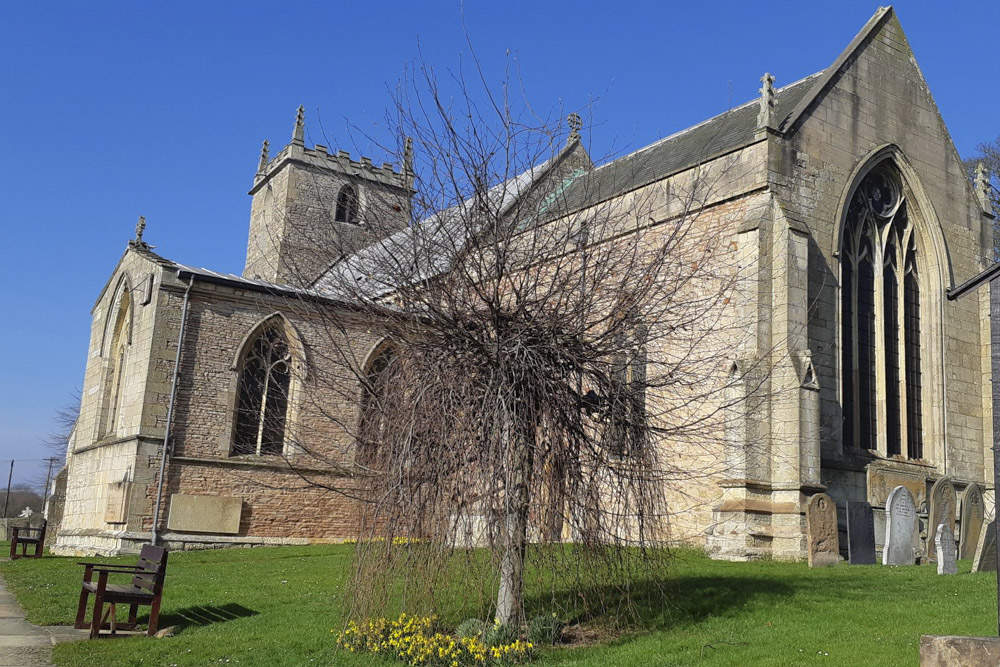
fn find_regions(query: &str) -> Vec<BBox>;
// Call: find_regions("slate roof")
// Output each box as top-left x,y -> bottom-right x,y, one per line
557,73 -> 821,212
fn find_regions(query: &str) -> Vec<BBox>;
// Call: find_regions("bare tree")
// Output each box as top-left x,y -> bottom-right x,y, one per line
243,57 -> 764,628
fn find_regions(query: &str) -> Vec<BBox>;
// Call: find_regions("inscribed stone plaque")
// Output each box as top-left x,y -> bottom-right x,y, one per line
883,485 -> 917,566
928,477 -> 957,562
806,493 -> 839,567
847,501 -> 876,565
166,494 -> 242,534
867,466 -> 926,508
973,520 -> 997,573
959,484 -> 986,560
936,523 -> 957,575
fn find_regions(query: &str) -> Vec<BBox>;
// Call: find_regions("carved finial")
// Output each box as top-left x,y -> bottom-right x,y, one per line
757,73 -> 776,131
292,105 -> 305,145
567,113 -> 583,144
975,162 -> 993,215
403,136 -> 414,173
131,215 -> 147,247
257,139 -> 270,174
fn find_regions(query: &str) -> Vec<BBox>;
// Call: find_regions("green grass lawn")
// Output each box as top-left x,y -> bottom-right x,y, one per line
0,542 -> 996,666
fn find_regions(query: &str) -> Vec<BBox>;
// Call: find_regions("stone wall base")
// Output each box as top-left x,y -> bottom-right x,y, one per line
51,528 -> 322,557
920,635 -> 1000,666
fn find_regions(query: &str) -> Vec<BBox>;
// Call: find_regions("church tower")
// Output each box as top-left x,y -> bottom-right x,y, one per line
244,106 -> 414,287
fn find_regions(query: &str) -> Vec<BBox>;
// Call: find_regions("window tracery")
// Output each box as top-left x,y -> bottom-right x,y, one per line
841,164 -> 922,459
232,323 -> 291,456
102,287 -> 132,438
335,184 -> 359,224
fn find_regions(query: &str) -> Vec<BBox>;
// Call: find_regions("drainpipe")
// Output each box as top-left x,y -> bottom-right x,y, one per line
151,275 -> 194,546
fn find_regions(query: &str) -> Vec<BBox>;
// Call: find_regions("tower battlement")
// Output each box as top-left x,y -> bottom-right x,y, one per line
250,141 -> 411,195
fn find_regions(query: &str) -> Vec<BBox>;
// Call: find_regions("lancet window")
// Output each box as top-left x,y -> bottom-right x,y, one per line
335,185 -> 359,223
102,286 -> 133,438
357,344 -> 396,467
604,319 -> 649,458
841,164 -> 923,459
232,323 -> 291,456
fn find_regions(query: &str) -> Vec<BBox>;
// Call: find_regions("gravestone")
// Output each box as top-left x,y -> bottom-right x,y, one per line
847,501 -> 877,565
973,520 -> 997,573
959,484 -> 985,560
883,485 -> 917,566
936,523 -> 957,575
806,493 -> 839,567
928,477 -> 956,562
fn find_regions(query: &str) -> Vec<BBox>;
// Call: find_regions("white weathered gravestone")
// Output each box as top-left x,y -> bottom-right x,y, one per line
959,483 -> 985,560
928,477 -> 956,562
806,493 -> 840,567
936,523 -> 957,575
973,520 -> 997,573
883,485 -> 917,566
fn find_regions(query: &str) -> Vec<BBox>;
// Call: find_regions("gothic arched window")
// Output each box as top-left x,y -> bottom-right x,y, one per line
335,185 -> 359,223
841,164 -> 922,459
604,318 -> 648,459
232,323 -> 291,456
102,285 -> 133,438
356,344 -> 396,467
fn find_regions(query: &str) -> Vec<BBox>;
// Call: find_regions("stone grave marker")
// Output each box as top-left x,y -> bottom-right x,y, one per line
927,477 -> 956,562
959,483 -> 985,560
806,493 -> 839,567
936,523 -> 957,575
883,485 -> 917,566
847,501 -> 876,565
973,520 -> 997,573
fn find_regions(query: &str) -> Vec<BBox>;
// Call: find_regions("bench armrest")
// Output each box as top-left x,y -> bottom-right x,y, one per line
76,562 -> 142,569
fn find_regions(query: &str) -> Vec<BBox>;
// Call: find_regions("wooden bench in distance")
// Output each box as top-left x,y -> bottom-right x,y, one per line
74,544 -> 168,639
9,519 -> 46,559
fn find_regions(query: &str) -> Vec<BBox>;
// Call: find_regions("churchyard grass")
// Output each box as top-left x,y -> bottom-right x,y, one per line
0,543 -> 996,666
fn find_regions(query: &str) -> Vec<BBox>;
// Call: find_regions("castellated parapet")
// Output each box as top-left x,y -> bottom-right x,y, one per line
244,107 -> 414,288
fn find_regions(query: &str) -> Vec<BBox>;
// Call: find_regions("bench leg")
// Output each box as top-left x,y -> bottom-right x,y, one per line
8,539 -> 14,560
147,598 -> 161,636
74,588 -> 90,629
127,604 -> 138,629
90,592 -> 104,639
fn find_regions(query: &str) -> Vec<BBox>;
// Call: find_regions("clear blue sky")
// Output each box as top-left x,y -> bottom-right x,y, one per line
1,1 -> 996,487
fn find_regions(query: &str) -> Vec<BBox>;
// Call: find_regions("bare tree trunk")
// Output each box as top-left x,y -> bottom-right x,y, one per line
496,400 -> 532,626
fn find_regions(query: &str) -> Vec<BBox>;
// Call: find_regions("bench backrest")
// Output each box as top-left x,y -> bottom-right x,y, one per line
130,545 -> 168,596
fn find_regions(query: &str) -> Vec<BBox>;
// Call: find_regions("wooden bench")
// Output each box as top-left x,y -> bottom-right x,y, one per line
74,544 -> 168,639
9,519 -> 46,559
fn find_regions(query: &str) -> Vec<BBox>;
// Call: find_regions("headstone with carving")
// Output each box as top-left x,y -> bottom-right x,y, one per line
973,520 -> 997,573
884,485 -> 917,566
936,523 -> 957,575
928,477 -> 957,562
959,484 -> 985,560
847,501 -> 877,564
806,493 -> 839,567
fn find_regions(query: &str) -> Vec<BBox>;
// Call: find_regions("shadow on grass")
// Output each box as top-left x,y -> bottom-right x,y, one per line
526,575 -> 795,633
161,603 -> 259,632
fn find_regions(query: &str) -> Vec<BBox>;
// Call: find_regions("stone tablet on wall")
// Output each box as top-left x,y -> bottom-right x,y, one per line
936,523 -> 957,575
928,477 -> 957,562
973,520 -> 997,573
883,485 -> 917,566
166,494 -> 242,534
847,501 -> 877,565
806,493 -> 839,567
867,466 -> 927,509
960,484 -> 985,561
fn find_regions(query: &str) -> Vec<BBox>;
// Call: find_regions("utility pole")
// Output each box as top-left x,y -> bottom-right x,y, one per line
2,460 -> 13,518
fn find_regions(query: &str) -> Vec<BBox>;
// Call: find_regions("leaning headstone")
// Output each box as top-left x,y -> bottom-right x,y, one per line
806,493 -> 839,567
973,520 -> 997,573
928,477 -> 957,562
847,501 -> 877,565
936,523 -> 957,575
959,484 -> 986,560
883,485 -> 917,566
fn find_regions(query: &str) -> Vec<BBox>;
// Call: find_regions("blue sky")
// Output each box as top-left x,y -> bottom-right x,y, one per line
1,1 -> 997,487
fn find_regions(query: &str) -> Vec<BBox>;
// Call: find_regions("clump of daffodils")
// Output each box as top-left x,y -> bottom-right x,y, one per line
335,613 -> 535,666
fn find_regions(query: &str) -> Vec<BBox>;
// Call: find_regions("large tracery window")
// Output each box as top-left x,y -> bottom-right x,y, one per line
232,323 -> 291,456
841,164 -> 923,459
102,285 -> 133,438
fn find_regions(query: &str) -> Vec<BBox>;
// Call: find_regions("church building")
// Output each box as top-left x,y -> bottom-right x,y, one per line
53,7 -> 996,561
